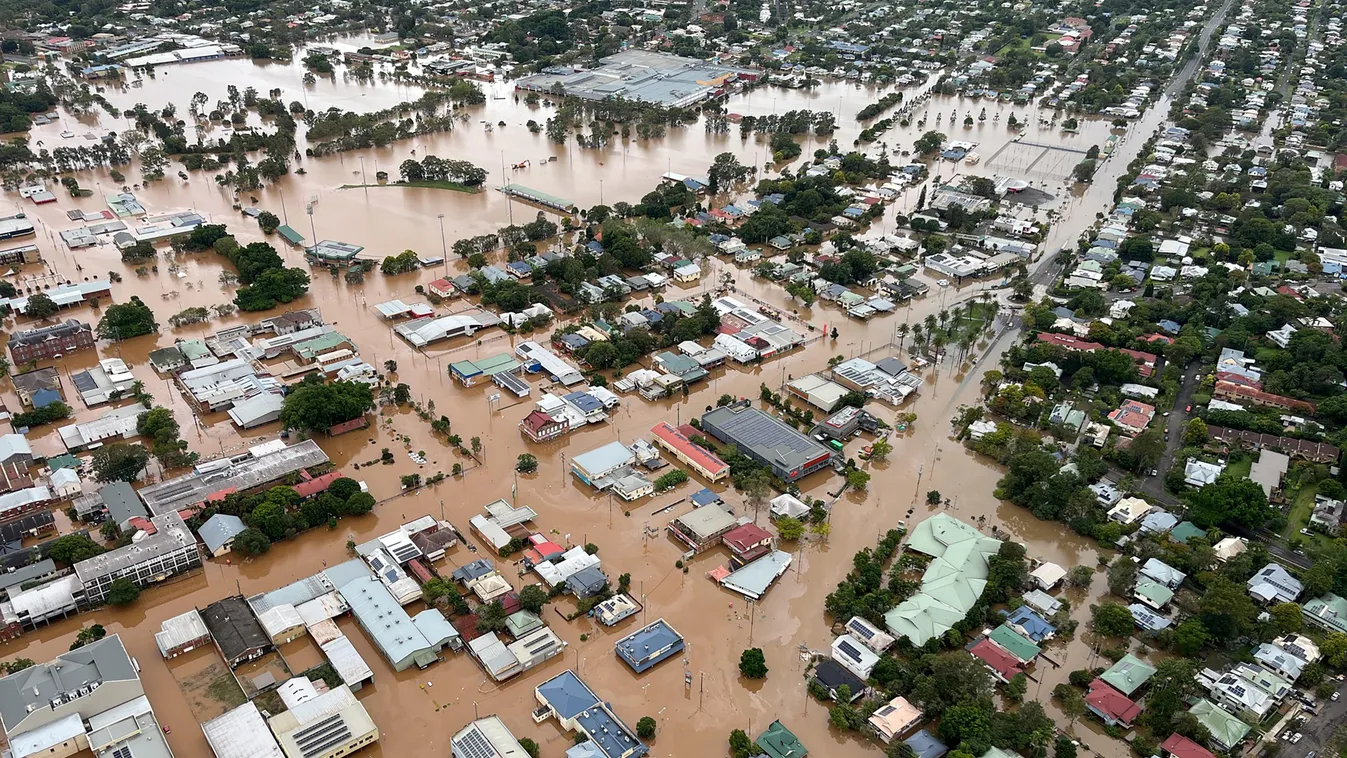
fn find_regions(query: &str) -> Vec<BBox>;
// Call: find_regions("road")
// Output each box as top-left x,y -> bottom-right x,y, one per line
1287,683 -> 1347,758
1135,364 -> 1199,502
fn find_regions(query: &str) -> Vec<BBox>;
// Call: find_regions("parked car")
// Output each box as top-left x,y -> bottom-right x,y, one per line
1333,692 -> 1341,702
1292,734 -> 1304,744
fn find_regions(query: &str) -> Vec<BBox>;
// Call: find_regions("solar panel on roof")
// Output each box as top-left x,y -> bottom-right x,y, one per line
111,747 -> 132,758
848,620 -> 875,640
838,639 -> 863,659
453,729 -> 495,758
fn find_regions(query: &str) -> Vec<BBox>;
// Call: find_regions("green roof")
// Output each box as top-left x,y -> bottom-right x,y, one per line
505,610 -> 543,638
988,624 -> 1040,662
1099,654 -> 1156,697
1134,578 -> 1174,608
177,338 -> 211,361
293,332 -> 352,361
757,720 -> 806,758
1190,699 -> 1251,749
46,453 -> 79,470
884,515 -> 1002,646
1304,593 -> 1347,634
1169,521 -> 1207,544
277,224 -> 304,245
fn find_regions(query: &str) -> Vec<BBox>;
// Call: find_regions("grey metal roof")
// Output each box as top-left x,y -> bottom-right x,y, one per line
138,440 -> 328,515
0,635 -> 138,733
701,405 -> 833,473
614,619 -> 683,668
73,511 -> 197,582
99,481 -> 146,526
0,558 -> 56,593
340,575 -> 437,668
199,514 -> 246,553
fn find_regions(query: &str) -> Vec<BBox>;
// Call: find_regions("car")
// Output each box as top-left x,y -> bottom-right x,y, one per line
937,279 -> 950,287
1283,731 -> 1295,741
1302,528 -> 1312,535
1163,411 -> 1171,417
1185,404 -> 1192,412
1150,469 -> 1159,477
1333,692 -> 1341,702
1307,752 -> 1317,758
1293,734 -> 1304,743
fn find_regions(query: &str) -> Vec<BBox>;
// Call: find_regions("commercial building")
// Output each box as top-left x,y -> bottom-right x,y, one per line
267,683 -> 379,758
570,441 -> 636,489
57,404 -> 147,451
534,670 -> 648,758
7,320 -> 95,363
71,358 -> 137,406
699,403 -> 836,482
716,550 -> 793,600
515,50 -> 753,108
138,439 -> 329,515
155,608 -> 211,658
786,374 -> 850,412
451,716 -> 531,758
0,635 -> 174,758
202,701 -> 285,758
202,594 -> 272,668
450,353 -> 522,387
667,503 -> 739,554
340,575 -> 454,671
649,422 -> 729,481
72,511 -> 202,605
515,341 -> 584,385
0,487 -> 53,525
614,619 -> 685,673
884,515 -> 1000,646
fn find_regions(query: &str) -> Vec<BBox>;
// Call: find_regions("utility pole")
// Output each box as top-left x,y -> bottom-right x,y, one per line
437,213 -> 448,271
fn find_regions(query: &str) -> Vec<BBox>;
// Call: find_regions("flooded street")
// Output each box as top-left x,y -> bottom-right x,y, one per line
0,17 -> 1223,751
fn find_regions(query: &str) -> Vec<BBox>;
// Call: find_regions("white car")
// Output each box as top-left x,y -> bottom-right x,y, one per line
1333,692 -> 1341,702
1283,731 -> 1294,741
1292,734 -> 1304,744
937,279 -> 950,287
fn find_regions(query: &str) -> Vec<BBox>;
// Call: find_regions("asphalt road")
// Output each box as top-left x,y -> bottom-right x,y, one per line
1136,363 -> 1199,501
1286,682 -> 1347,758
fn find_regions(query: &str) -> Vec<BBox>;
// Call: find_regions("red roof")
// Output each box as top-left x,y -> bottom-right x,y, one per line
204,488 -> 237,504
128,517 -> 157,535
521,410 -> 562,433
1037,332 -> 1105,351
408,558 -> 434,583
1215,372 -> 1261,390
328,416 -> 370,436
650,422 -> 729,477
294,471 -> 344,498
1086,679 -> 1142,725
1215,380 -> 1317,413
970,638 -> 1024,680
1161,734 -> 1216,758
1140,333 -> 1174,345
722,523 -> 773,554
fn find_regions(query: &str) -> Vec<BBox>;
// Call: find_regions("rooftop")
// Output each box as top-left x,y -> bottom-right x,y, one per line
73,511 -> 197,582
137,439 -> 328,515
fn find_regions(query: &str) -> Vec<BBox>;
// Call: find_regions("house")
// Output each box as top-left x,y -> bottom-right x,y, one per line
1029,562 -> 1066,590
0,436 -> 32,468
905,730 -> 949,758
845,616 -> 896,652
1134,578 -> 1174,610
1022,590 -> 1061,616
1001,606 -> 1055,643
812,658 -> 866,701
1249,449 -> 1290,500
1305,593 -> 1347,634
1099,654 -> 1156,697
1139,510 -> 1178,535
987,624 -> 1040,663
1085,679 -> 1142,727
1108,497 -> 1153,525
868,696 -> 922,743
1160,734 -> 1216,758
533,670 -> 648,758
832,633 -> 881,679
667,504 -> 739,554
199,513 -> 247,557
1247,563 -> 1302,604
1140,558 -> 1186,589
1188,700 -> 1250,751
1107,399 -> 1155,435
1184,459 -> 1223,487
1169,521 -> 1207,545
969,637 -> 1024,682
1207,670 -> 1275,721
757,720 -> 807,758
722,522 -> 774,566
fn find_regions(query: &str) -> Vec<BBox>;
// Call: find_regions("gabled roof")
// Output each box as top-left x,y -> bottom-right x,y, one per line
1160,734 -> 1216,758
1099,654 -> 1156,696
1086,679 -> 1142,724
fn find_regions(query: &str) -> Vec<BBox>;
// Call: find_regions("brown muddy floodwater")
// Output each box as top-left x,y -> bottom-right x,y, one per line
0,42 -> 1188,757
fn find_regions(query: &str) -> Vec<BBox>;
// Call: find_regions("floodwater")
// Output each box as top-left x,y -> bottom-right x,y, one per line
0,9 -> 1226,751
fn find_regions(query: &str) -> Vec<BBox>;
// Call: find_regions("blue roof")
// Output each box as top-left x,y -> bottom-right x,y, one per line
905,730 -> 949,758
452,559 -> 496,583
507,261 -> 533,275
575,704 -> 647,758
614,619 -> 684,670
1158,319 -> 1182,333
563,391 -> 604,414
558,333 -> 590,349
31,388 -> 62,409
690,488 -> 722,507
586,241 -> 604,253
1002,606 -> 1056,642
538,670 -> 601,720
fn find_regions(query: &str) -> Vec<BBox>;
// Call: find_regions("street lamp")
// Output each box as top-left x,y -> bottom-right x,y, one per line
437,213 -> 447,270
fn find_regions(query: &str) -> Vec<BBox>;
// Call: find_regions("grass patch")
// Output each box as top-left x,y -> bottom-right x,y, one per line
995,33 -> 1062,56
1274,249 -> 1295,264
205,673 -> 246,708
1225,454 -> 1252,480
340,180 -> 479,194
1284,482 -> 1319,538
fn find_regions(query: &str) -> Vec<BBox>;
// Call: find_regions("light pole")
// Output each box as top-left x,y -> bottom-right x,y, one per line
437,213 -> 447,270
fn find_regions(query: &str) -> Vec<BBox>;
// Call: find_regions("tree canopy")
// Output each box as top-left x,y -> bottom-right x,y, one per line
279,377 -> 374,434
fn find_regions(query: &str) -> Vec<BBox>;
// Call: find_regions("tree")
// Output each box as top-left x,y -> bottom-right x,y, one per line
707,152 -> 749,192
1106,558 -> 1138,597
518,738 -> 540,758
328,478 -> 362,501
729,730 -> 755,758
739,648 -> 768,679
927,490 -> 942,505
1172,617 -> 1209,656
1005,673 -> 1028,701
105,577 -> 140,606
1142,659 -> 1199,732
1128,429 -> 1166,473
1198,574 -> 1258,639
869,438 -> 893,462
1183,418 -> 1208,446
47,534 -> 105,566
257,211 -> 280,233
516,454 -> 538,473
235,267 -> 311,311
636,716 -> 657,739
1270,602 -> 1303,634
847,469 -> 871,490
1058,687 -> 1087,723
24,292 -> 58,319
519,584 -> 547,614
92,443 -> 149,482
1090,602 -> 1134,638
776,516 -> 805,541
280,377 -> 374,434
1066,565 -> 1094,588
69,624 -> 106,650
1187,473 -> 1274,530
1054,736 -> 1077,758
0,658 -> 35,675
939,703 -> 992,754
233,528 -> 272,556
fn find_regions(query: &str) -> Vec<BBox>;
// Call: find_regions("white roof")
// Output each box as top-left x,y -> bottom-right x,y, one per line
257,603 -> 305,638
1030,562 -> 1067,588
769,493 -> 810,519
10,713 -> 84,758
321,634 -> 374,686
202,702 -> 284,758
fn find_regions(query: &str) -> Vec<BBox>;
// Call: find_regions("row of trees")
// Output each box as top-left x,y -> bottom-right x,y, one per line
396,155 -> 487,186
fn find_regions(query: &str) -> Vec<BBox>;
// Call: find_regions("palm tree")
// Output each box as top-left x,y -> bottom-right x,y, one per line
958,332 -> 975,362
924,313 -> 937,336
896,322 -> 910,350
932,332 -> 948,361
938,308 -> 950,332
